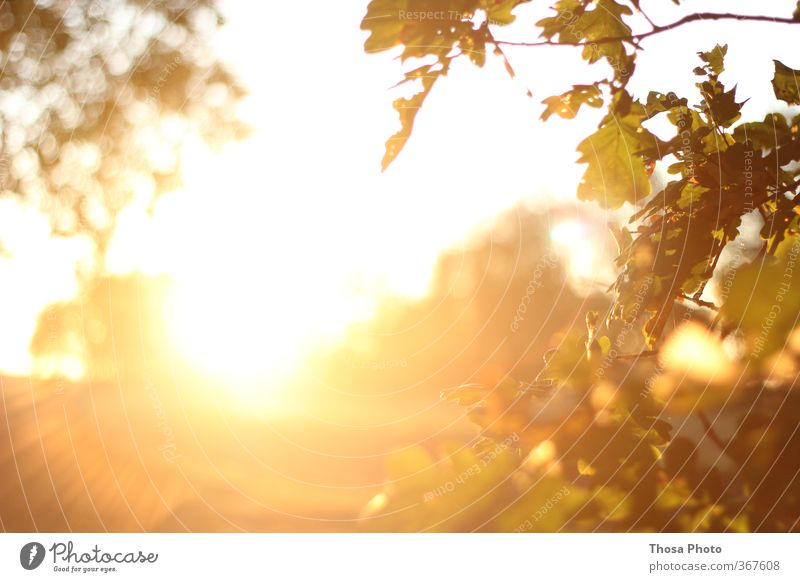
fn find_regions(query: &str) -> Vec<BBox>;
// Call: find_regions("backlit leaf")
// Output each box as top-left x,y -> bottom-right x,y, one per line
772,59 -> 800,105
576,103 -> 657,208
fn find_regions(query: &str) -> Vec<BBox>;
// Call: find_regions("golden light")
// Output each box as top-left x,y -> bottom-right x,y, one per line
660,321 -> 736,384
550,220 -> 599,282
0,198 -> 92,379
0,4 -> 597,386
106,145 -> 359,402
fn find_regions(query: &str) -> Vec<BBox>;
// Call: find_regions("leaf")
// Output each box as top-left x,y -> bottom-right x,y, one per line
576,99 -> 657,208
642,91 -> 688,120
629,178 -> 685,222
542,331 -> 596,386
722,244 -> 800,359
460,28 -> 488,67
677,182 -> 709,209
732,113 -> 791,150
361,0 -> 405,54
382,59 -> 450,171
577,459 -> 597,476
597,335 -> 612,356
578,0 -> 634,78
537,0 -> 585,42
772,59 -> 800,105
697,79 -> 745,128
698,44 -> 727,76
441,384 -> 485,406
541,84 -> 603,121
361,0 -> 478,61
650,419 -> 673,443
484,0 -> 531,25
609,223 -> 633,254
537,0 -> 634,81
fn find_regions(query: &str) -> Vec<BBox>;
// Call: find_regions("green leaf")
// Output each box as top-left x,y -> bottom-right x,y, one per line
583,0 -> 635,81
541,84 -> 603,121
772,59 -> 800,105
677,182 -> 709,209
576,99 -> 657,208
538,0 -> 634,81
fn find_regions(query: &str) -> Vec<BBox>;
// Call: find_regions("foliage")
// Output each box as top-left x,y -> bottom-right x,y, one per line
361,1 -> 800,531
0,0 -> 246,251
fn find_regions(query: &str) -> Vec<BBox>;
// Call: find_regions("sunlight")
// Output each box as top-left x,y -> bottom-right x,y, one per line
107,139 -> 445,401
660,322 -> 736,384
0,199 -> 92,378
549,220 -> 598,281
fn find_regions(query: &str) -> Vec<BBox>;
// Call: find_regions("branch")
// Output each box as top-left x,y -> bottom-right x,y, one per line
493,12 -> 799,49
614,350 -> 658,361
636,6 -> 658,30
486,28 -> 534,98
697,409 -> 729,453
679,294 -> 719,311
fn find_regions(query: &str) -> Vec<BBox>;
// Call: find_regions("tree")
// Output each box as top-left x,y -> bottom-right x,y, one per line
0,0 -> 245,257
360,1 -> 800,531
30,274 -> 173,381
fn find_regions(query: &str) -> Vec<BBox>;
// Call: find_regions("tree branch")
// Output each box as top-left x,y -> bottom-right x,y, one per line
698,409 -> 729,453
493,12 -> 799,49
614,350 -> 659,361
679,294 -> 719,311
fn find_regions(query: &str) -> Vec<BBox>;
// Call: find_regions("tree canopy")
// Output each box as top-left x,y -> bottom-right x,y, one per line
0,0 -> 245,254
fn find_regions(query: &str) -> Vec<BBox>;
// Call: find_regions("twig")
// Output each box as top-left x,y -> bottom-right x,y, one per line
697,409 -> 728,452
679,294 -> 719,311
615,350 -> 659,361
493,12 -> 798,49
637,5 -> 658,30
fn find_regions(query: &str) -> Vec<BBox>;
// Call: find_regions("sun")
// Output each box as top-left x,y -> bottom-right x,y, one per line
164,277 -> 310,395
154,150 -> 360,401
108,137 -> 434,404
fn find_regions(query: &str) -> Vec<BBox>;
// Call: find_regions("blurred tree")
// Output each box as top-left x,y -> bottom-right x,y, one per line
0,0 -> 246,256
30,273 -> 173,381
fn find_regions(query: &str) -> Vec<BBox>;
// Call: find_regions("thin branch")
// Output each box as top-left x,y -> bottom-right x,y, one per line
697,409 -> 729,453
486,28 -> 534,98
637,6 -> 658,30
493,12 -> 799,49
679,294 -> 719,311
691,235 -> 728,303
614,350 -> 659,361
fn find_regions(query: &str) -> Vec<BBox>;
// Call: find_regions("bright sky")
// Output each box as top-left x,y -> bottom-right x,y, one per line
0,0 -> 796,380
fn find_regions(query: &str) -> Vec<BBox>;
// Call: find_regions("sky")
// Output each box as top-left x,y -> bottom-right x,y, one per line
0,0 -> 797,378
